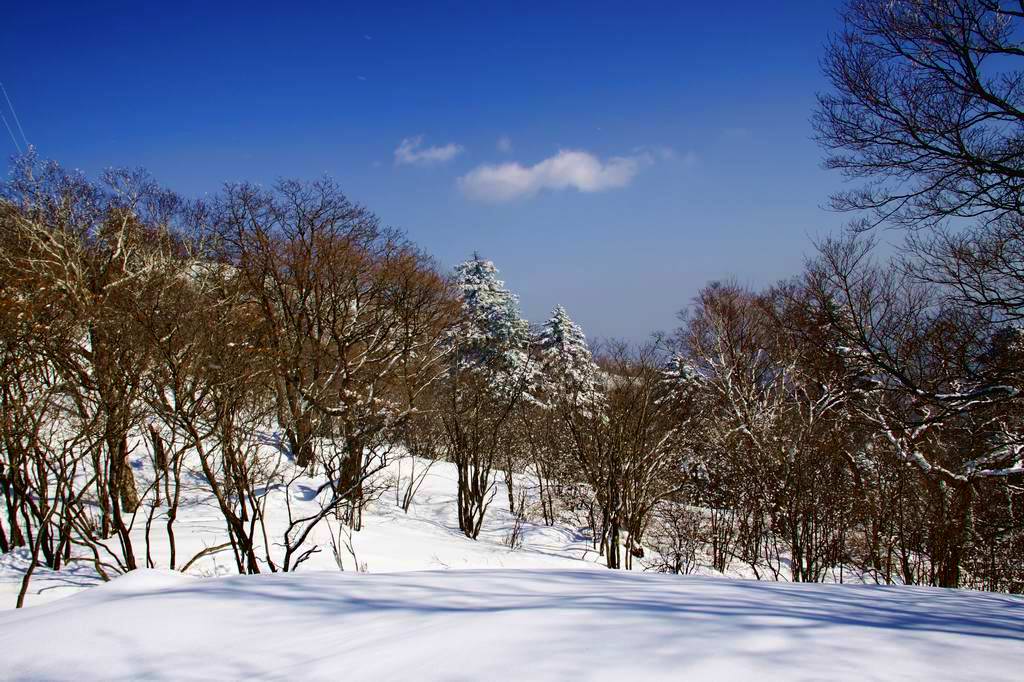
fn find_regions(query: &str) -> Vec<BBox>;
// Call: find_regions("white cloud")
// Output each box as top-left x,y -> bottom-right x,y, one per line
496,135 -> 513,153
394,136 -> 464,166
458,149 -> 643,202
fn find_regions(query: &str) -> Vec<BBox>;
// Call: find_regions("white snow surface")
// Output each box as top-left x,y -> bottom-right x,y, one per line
2,567 -> 1023,680
1,456 -> 1023,679
0,456 -> 605,609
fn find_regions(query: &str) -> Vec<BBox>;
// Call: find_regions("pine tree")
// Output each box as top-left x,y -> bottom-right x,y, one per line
662,353 -> 705,402
537,305 -> 602,411
452,254 -> 534,397
443,254 -> 534,538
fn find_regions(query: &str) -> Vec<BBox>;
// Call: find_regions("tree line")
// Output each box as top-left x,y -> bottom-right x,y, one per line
1,149 -> 1020,594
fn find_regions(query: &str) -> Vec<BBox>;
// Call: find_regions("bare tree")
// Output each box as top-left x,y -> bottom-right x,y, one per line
218,180 -> 455,529
1,155 -> 187,572
548,342 -> 684,569
808,235 -> 1024,585
815,0 -> 1024,230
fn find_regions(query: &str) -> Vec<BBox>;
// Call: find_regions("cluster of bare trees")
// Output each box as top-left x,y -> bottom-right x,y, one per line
647,270 -> 1020,592
1,149 -> 1019,594
531,340 -> 691,570
469,260 -> 1021,591
0,158 -> 691,588
0,154 -> 457,603
1,154 -> 1021,595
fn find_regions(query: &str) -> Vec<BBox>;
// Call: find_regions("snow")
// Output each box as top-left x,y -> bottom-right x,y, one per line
2,452 -> 1022,679
0,456 -> 603,608
2,567 -> 1022,681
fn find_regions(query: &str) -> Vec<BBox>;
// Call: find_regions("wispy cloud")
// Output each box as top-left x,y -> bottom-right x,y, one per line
394,136 -> 464,166
496,135 -> 513,153
458,149 -> 647,202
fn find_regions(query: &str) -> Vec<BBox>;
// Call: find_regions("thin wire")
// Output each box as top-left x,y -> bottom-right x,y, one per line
0,82 -> 29,148
0,108 -> 23,154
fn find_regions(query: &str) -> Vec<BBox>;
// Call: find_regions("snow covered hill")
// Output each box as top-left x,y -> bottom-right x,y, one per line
2,456 -> 1023,680
2,567 -> 1022,681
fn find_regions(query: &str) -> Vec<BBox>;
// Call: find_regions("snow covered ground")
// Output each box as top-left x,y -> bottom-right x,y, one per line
2,454 -> 1023,680
2,567 -> 1023,680
0,455 -> 608,608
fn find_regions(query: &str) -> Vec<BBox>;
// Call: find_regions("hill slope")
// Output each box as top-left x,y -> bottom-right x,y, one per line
2,567 -> 1022,681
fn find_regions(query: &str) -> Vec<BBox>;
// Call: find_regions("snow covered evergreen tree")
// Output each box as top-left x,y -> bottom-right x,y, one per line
442,255 -> 535,538
537,305 -> 602,412
451,255 -> 535,396
661,353 -> 706,404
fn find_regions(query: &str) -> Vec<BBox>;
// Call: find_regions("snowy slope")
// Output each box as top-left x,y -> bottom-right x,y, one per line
0,457 -> 606,608
2,567 -> 1022,681
3,454 -> 1022,679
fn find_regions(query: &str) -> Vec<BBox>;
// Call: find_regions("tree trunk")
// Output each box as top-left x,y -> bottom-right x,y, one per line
148,425 -> 166,506
109,433 -> 139,513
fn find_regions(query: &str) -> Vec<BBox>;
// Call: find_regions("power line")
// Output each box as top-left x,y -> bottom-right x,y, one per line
0,81 -> 29,149
1,108 -> 22,154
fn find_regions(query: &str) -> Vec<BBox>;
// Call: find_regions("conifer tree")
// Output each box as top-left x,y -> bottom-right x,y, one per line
443,255 -> 534,538
537,305 -> 602,412
452,255 -> 534,396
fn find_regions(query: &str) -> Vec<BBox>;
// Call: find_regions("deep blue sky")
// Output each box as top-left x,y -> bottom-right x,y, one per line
2,1 -> 848,341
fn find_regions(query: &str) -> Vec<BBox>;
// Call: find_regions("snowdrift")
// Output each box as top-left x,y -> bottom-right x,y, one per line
1,567 -> 1021,680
